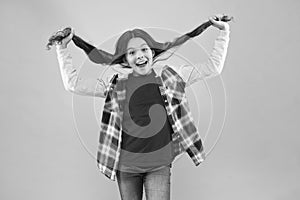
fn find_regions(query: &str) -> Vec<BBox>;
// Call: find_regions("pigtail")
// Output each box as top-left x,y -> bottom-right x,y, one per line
72,35 -> 113,64
46,27 -> 113,65
112,15 -> 233,65
47,15 -> 232,66
153,15 -> 233,63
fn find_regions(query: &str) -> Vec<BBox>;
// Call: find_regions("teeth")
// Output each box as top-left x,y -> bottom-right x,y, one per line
136,61 -> 147,66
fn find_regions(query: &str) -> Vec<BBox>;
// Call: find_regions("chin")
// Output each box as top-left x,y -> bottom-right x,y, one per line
133,69 -> 149,76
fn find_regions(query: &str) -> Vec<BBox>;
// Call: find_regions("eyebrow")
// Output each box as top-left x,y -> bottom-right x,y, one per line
127,43 -> 148,51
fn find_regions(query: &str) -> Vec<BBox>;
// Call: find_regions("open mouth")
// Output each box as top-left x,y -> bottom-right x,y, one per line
136,60 -> 148,68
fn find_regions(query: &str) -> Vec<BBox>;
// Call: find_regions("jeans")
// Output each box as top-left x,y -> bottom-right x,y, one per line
116,166 -> 171,200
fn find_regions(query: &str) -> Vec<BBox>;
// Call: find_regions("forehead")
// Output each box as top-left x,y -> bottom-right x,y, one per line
127,37 -> 148,49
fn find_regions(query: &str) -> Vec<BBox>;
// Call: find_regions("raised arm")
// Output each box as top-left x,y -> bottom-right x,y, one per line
55,29 -> 107,97
179,15 -> 231,87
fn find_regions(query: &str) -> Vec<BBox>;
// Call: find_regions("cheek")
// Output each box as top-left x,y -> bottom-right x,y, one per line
125,56 -> 134,65
144,52 -> 151,60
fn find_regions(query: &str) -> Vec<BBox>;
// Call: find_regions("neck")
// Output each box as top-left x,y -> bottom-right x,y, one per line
132,69 -> 153,77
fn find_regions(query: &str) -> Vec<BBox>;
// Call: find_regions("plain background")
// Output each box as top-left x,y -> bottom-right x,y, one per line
1,0 -> 299,199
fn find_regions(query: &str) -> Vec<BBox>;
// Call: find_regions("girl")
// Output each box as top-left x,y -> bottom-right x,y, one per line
52,14 -> 231,200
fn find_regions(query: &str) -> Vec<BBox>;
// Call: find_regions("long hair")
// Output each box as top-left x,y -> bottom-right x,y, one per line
71,15 -> 233,67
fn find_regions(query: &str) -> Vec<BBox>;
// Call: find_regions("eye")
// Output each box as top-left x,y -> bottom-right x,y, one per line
128,50 -> 135,56
142,47 -> 149,52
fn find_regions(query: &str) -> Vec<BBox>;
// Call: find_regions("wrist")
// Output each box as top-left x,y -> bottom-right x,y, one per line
56,44 -> 67,50
220,23 -> 230,31
219,26 -> 230,38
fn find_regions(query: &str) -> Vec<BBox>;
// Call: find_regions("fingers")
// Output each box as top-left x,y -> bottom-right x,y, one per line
209,14 -> 230,31
69,27 -> 75,37
209,16 -> 221,25
211,14 -> 234,22
209,16 -> 217,23
56,27 -> 73,48
212,14 -> 221,21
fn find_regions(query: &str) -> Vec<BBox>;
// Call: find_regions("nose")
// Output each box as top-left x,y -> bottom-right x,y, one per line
136,50 -> 145,60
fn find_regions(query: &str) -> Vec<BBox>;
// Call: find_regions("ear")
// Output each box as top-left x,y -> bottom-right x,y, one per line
122,56 -> 129,66
152,49 -> 155,57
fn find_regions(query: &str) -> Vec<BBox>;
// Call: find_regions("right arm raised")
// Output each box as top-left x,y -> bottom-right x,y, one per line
56,45 -> 106,97
56,39 -> 106,98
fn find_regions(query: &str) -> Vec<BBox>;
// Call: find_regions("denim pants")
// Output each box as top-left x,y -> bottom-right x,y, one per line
116,166 -> 171,200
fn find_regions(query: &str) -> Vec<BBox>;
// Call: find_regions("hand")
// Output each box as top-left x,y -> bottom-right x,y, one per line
59,27 -> 74,49
209,14 -> 230,31
46,27 -> 74,50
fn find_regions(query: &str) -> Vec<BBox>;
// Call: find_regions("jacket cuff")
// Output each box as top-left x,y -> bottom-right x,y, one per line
219,25 -> 230,38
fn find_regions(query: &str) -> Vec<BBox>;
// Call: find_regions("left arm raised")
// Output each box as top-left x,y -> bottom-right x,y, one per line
179,20 -> 230,86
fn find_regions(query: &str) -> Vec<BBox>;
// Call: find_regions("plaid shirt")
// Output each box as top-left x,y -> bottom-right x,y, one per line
97,66 -> 205,181
56,28 -> 230,181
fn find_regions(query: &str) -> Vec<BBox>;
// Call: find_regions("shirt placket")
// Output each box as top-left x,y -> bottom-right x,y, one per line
155,76 -> 182,141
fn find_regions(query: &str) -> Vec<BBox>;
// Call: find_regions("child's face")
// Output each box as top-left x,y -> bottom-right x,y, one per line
125,37 -> 154,76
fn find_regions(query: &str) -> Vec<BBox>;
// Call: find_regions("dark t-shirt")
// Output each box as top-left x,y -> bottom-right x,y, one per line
118,70 -> 174,173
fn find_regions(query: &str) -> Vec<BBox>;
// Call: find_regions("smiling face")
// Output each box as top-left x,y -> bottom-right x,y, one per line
125,37 -> 154,76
